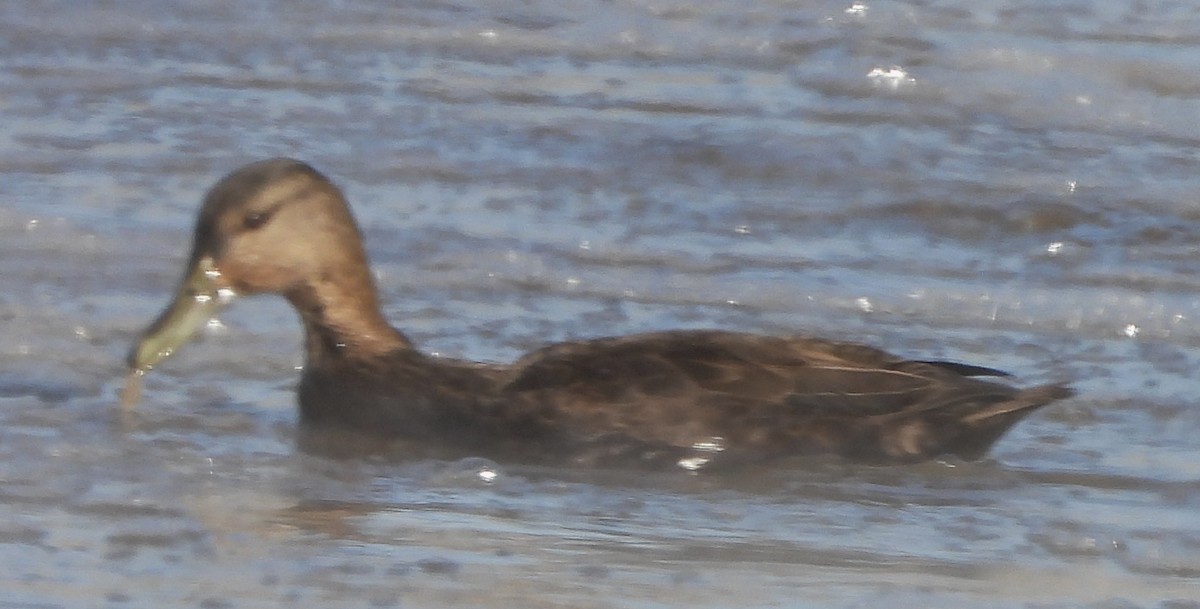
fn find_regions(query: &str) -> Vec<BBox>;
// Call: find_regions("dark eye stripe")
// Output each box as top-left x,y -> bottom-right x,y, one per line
242,198 -> 290,231
243,211 -> 270,230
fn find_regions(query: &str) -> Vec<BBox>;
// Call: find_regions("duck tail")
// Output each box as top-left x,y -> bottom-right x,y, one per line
947,383 -> 1073,460
960,384 -> 1074,425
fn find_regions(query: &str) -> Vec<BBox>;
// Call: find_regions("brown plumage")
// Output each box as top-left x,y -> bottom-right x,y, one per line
125,158 -> 1073,469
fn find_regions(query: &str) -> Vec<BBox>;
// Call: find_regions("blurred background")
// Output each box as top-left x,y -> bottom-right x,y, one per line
2,1 -> 1198,607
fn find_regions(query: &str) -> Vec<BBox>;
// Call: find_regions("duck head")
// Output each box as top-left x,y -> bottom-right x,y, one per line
126,158 -> 386,376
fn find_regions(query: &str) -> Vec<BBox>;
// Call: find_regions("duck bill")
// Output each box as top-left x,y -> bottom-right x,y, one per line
126,255 -> 230,373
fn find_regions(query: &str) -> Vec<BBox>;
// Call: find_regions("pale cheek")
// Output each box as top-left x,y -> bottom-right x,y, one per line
218,247 -> 295,293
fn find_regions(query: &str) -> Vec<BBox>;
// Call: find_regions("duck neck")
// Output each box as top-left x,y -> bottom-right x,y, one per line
285,268 -> 413,368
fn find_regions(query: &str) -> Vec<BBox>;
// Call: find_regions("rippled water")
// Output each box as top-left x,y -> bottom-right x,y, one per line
3,1 -> 1200,607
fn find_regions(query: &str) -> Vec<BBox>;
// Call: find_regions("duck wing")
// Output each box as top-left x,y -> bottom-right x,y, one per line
501,330 -> 1070,464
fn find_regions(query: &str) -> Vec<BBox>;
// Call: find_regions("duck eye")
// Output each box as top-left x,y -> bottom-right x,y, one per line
243,211 -> 271,230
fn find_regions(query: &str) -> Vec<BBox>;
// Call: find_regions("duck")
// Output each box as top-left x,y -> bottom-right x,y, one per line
124,158 -> 1073,469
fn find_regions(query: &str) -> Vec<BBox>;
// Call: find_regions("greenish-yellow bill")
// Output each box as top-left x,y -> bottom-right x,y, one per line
122,256 -> 229,409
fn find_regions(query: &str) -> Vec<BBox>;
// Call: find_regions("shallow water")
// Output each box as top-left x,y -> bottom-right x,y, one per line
3,0 -> 1200,607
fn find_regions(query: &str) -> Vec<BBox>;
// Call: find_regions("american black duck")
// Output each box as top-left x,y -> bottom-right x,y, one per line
124,158 -> 1072,468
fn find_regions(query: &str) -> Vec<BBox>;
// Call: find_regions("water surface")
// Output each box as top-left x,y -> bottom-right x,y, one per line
3,1 -> 1199,607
